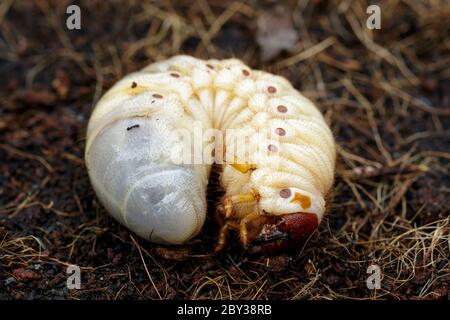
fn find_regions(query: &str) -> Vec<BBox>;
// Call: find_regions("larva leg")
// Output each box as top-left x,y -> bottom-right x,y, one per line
215,205 -> 238,227
214,205 -> 239,252
215,221 -> 239,252
215,224 -> 229,253
223,190 -> 260,219
239,212 -> 260,248
214,204 -> 225,225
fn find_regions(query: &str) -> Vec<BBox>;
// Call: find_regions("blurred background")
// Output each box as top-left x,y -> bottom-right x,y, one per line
0,0 -> 449,299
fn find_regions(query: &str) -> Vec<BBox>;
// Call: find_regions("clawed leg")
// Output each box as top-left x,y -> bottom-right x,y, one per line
215,224 -> 229,252
214,220 -> 239,252
223,190 -> 260,219
239,212 -> 261,248
215,190 -> 260,252
214,205 -> 237,252
214,204 -> 225,225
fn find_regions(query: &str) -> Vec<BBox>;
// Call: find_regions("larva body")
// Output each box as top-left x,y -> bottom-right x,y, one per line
85,55 -> 335,251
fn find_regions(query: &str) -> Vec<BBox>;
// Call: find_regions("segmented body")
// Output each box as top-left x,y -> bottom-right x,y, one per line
85,55 -> 335,248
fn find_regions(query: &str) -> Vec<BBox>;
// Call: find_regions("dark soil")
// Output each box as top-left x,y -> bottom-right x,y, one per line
0,0 -> 449,299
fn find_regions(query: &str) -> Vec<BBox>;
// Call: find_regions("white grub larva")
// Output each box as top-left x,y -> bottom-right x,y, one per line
85,55 -> 336,253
